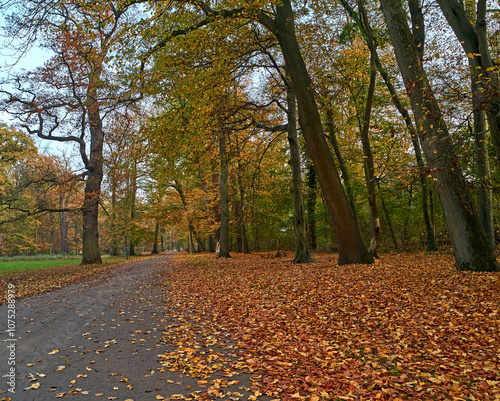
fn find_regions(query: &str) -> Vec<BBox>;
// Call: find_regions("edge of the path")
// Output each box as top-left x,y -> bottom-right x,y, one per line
0,253 -> 173,304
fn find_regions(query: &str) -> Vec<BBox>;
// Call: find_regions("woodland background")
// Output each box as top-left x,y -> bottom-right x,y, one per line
0,0 -> 499,270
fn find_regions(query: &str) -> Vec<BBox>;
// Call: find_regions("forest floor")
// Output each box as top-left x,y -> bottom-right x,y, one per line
0,251 -> 499,400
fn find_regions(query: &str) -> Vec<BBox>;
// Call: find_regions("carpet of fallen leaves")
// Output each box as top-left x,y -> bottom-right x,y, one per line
159,252 -> 500,401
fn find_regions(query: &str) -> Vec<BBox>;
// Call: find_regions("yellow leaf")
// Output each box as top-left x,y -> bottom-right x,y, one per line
48,349 -> 59,355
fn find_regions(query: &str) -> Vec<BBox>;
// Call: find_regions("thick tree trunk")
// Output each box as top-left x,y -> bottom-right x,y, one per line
81,102 -> 103,265
380,0 -> 499,271
474,105 -> 495,248
259,1 -> 373,265
286,81 -> 313,263
58,194 -> 69,254
359,55 -> 381,258
470,60 -> 495,248
218,130 -> 231,258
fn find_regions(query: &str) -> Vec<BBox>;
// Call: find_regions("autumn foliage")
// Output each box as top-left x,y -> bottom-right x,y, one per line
160,253 -> 500,400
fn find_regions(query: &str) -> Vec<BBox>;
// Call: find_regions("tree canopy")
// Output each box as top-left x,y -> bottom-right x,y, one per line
1,0 -> 499,271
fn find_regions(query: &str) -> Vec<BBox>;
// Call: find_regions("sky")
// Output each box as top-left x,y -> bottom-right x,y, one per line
0,17 -> 65,156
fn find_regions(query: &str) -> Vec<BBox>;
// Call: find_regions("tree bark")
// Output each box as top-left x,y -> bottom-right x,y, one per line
152,220 -> 160,254
235,143 -> 250,253
473,94 -> 495,248
286,80 -> 313,263
110,167 -> 119,256
325,110 -> 358,221
380,0 -> 499,271
58,194 -> 69,254
258,0 -> 373,265
218,129 -> 231,258
81,99 -> 103,265
128,159 -> 138,257
359,54 -> 381,258
306,162 -> 317,252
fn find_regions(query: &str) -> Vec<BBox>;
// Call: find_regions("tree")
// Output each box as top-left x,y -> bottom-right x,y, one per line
257,0 -> 373,264
1,0 -> 141,264
379,0 -> 499,271
286,83 -> 313,263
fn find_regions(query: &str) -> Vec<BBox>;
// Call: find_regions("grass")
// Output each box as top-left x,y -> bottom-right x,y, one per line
0,253 -> 83,262
0,255 -> 126,275
0,259 -> 83,274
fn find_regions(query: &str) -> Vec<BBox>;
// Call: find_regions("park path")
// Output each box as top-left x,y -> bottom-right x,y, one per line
0,254 -> 263,401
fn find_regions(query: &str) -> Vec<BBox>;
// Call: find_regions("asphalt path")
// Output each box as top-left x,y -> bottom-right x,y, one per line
0,254 -> 265,401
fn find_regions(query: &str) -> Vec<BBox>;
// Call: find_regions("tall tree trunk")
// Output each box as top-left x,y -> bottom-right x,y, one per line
58,194 -> 69,254
359,54 -> 381,258
218,130 -> 231,258
473,99 -> 495,248
466,9 -> 495,249
211,159 -> 222,252
152,220 -> 160,254
110,167 -> 119,256
286,80 -> 313,263
258,1 -> 373,265
380,0 -> 499,271
234,144 -> 250,253
81,101 -> 103,265
306,162 -> 317,252
128,159 -> 138,257
237,172 -> 250,254
325,110 -> 358,221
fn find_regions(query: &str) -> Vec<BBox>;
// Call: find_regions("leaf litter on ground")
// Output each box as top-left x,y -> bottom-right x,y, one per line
158,252 -> 500,400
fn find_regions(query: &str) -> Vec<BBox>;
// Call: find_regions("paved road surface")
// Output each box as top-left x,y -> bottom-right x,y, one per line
0,255 -> 264,401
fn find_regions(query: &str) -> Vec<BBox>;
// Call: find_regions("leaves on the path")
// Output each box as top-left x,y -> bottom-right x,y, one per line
159,252 -> 500,400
